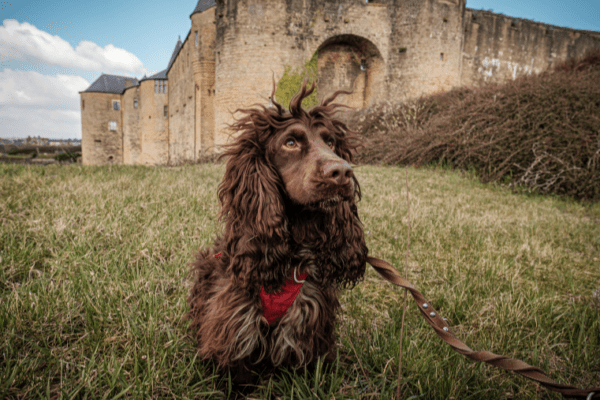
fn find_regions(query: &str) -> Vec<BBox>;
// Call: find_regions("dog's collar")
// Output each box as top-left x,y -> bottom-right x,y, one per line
213,252 -> 308,325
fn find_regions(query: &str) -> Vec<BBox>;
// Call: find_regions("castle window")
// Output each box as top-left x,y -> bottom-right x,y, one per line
155,81 -> 158,93
113,100 -> 120,111
440,53 -> 445,61
195,31 -> 199,47
163,82 -> 167,93
81,100 -> 85,110
134,99 -> 138,109
360,59 -> 367,70
109,121 -> 117,131
164,106 -> 168,117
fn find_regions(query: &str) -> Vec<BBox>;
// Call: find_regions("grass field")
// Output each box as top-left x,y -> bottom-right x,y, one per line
1,163 -> 599,399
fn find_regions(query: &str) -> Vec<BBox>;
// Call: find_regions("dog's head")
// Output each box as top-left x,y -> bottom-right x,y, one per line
217,80 -> 367,293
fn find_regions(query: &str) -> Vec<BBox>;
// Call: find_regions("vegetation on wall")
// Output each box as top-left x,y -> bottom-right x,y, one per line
353,50 -> 600,201
275,52 -> 318,110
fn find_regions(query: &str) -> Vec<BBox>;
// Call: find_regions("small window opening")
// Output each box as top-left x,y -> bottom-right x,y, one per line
136,87 -> 139,92
208,89 -> 210,95
360,59 -> 367,70
94,139 -> 102,143
134,99 -> 138,109
164,106 -> 168,117
195,31 -> 199,47
440,53 -> 445,61
112,100 -> 120,111
163,82 -> 167,93
109,121 -> 117,131
108,156 -> 113,161
81,100 -> 85,110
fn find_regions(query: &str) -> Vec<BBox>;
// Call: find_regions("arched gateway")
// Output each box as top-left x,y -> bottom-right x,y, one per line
316,35 -> 385,109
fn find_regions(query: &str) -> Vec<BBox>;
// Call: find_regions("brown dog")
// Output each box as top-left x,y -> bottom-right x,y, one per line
186,81 -> 368,381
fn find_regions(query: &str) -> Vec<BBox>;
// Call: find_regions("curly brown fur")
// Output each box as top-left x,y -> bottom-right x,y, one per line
186,80 -> 368,380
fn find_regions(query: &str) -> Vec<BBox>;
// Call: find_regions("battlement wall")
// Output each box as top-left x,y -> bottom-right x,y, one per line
461,8 -> 600,87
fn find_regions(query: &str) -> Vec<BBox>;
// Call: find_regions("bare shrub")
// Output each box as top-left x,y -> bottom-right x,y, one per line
354,50 -> 600,201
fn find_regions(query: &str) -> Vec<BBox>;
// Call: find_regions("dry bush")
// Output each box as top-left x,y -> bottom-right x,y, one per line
354,50 -> 600,201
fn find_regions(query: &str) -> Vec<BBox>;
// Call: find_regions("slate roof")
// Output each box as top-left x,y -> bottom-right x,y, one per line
167,38 -> 183,72
82,74 -> 138,94
191,0 -> 216,17
139,69 -> 168,82
149,69 -> 168,80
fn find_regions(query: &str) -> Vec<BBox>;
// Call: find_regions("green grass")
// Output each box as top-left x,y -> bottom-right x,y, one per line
1,163 -> 598,399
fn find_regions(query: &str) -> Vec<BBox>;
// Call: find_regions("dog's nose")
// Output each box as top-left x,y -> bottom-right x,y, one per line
323,160 -> 353,186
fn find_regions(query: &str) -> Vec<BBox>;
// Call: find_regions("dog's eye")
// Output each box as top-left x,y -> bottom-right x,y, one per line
285,138 -> 296,148
327,138 -> 335,148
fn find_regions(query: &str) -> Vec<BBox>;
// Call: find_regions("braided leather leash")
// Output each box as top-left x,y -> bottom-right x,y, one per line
366,255 -> 599,399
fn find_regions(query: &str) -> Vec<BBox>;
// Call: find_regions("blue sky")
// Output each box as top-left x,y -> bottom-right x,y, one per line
1,0 -> 599,139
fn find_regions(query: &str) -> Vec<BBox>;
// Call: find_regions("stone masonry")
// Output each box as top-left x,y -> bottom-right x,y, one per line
80,0 -> 600,166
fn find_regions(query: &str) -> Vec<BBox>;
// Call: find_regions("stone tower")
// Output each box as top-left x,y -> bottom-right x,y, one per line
168,0 -> 217,164
211,0 -> 468,147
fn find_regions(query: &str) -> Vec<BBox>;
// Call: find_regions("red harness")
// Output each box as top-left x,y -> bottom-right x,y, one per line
214,253 -> 307,325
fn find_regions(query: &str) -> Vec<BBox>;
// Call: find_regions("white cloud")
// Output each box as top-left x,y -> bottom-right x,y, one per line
0,106 -> 82,139
0,69 -> 89,107
0,19 -> 147,77
0,70 -> 88,139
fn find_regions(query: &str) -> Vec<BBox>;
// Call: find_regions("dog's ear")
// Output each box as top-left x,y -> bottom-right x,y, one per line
218,137 -> 290,293
334,200 -> 368,288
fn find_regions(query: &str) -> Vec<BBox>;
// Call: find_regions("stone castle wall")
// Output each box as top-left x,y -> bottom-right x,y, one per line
213,0 -> 396,147
80,92 -> 123,165
461,9 -> 600,87
138,80 -> 169,165
168,32 -> 197,165
192,8 -> 217,155
385,0 -> 466,100
81,0 -> 600,166
122,86 -> 141,164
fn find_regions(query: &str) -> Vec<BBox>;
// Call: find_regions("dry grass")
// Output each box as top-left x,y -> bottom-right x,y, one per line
1,163 -> 599,399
